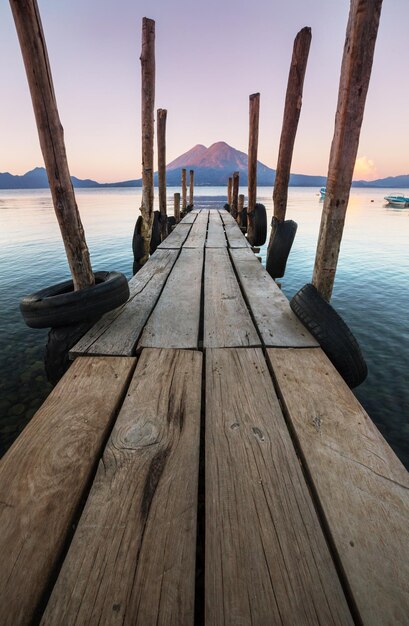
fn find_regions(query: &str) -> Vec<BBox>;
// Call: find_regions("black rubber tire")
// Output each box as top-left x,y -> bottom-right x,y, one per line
150,210 -> 161,254
20,271 -> 130,329
167,215 -> 176,231
252,203 -> 267,246
290,283 -> 368,388
45,321 -> 94,385
224,203 -> 231,213
266,218 -> 298,279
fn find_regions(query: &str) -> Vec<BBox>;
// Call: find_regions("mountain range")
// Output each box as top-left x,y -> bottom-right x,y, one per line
1,141 -> 408,189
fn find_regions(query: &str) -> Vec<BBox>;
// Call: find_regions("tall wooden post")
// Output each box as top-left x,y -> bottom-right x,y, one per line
312,0 -> 383,301
231,171 -> 239,219
9,0 -> 94,291
189,169 -> 194,207
273,27 -> 312,223
227,177 -> 233,205
174,193 -> 181,222
157,108 -> 167,240
182,169 -> 187,210
237,193 -> 245,225
139,17 -> 155,266
247,93 -> 260,245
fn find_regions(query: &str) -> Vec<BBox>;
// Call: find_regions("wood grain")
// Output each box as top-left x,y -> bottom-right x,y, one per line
218,209 -> 236,225
158,223 -> 191,248
206,211 -> 226,247
224,222 -> 251,248
180,211 -> 198,224
205,348 -> 353,626
138,17 -> 155,265
267,347 -> 409,626
0,356 -> 136,626
71,249 -> 178,356
230,248 -> 318,347
183,211 -> 208,248
42,349 -> 202,626
10,0 -> 94,289
272,27 -> 311,223
138,248 -> 203,349
312,0 -> 383,300
157,108 -> 168,240
204,248 -> 260,348
247,93 -> 260,245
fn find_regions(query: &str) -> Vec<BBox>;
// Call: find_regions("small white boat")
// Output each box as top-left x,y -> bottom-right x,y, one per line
384,194 -> 409,207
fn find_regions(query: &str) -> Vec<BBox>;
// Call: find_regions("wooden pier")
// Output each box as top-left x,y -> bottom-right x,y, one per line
1,208 -> 408,625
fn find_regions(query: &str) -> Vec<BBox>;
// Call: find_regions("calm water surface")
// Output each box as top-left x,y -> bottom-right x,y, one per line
0,187 -> 408,467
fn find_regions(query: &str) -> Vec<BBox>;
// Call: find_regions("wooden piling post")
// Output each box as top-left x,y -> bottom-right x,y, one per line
181,169 -> 187,211
312,0 -> 383,301
231,172 -> 239,219
9,0 -> 94,290
273,27 -> 312,223
174,193 -> 181,222
189,170 -> 194,207
139,17 -> 156,266
237,193 -> 245,225
227,177 -> 233,205
247,93 -> 260,245
157,108 -> 167,240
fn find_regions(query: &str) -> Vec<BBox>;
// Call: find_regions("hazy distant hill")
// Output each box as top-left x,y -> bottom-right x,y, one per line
1,143 -> 408,189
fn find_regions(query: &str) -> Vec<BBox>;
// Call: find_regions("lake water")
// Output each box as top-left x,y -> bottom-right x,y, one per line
0,187 -> 408,468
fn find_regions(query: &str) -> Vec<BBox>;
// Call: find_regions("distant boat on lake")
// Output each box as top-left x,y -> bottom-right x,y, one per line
384,193 -> 409,207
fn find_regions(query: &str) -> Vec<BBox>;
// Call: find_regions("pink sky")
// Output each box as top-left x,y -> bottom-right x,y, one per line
1,0 -> 408,183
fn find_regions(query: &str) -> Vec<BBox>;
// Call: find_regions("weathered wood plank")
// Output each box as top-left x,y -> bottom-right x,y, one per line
230,248 -> 318,347
180,211 -> 198,224
218,208 -> 236,225
267,347 -> 409,626
204,248 -> 260,348
158,222 -> 191,249
71,249 -> 178,356
205,348 -> 353,626
139,248 -> 203,349
183,210 -> 208,248
224,222 -> 251,248
205,211 -> 226,248
0,356 -> 136,626
42,349 -> 202,626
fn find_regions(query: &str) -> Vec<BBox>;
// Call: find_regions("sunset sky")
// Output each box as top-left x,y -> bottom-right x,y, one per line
1,0 -> 408,183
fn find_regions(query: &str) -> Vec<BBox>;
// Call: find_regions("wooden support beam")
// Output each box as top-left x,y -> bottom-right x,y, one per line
139,17 -> 156,266
182,168 -> 187,210
312,0 -> 383,301
237,193 -> 245,225
273,27 -> 312,223
231,171 -> 239,219
227,176 -> 233,205
247,93 -> 260,246
9,0 -> 94,291
189,169 -> 194,207
174,192 -> 181,222
157,108 -> 167,241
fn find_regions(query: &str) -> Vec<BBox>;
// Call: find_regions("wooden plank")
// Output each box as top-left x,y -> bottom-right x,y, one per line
139,248 -> 203,349
0,356 -> 136,626
158,222 -> 191,249
71,249 -> 178,356
218,208 -> 236,224
224,222 -> 251,248
42,349 -> 202,626
267,347 -> 409,626
204,248 -> 260,348
205,348 -> 353,626
180,211 -> 198,224
205,211 -> 226,248
183,210 -> 208,248
230,248 -> 318,347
